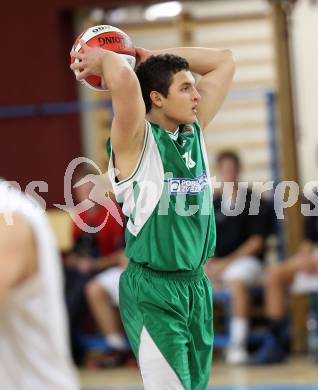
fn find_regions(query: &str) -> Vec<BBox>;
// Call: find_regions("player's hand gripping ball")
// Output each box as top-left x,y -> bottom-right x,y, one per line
71,25 -> 136,91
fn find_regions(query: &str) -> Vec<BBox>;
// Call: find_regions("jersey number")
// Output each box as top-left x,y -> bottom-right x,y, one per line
182,151 -> 196,169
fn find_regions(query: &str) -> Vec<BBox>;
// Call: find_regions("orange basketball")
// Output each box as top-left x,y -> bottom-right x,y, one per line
71,25 -> 136,91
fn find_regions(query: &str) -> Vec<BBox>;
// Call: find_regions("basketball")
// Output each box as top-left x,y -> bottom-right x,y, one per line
71,25 -> 136,91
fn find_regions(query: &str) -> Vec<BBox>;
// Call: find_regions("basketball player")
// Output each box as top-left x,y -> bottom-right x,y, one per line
71,41 -> 234,389
0,180 -> 79,390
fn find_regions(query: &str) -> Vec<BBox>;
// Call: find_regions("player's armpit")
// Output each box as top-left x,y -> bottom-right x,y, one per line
110,120 -> 146,182
0,214 -> 37,302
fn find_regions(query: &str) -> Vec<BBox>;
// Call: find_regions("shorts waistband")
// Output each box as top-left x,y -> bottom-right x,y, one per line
127,261 -> 204,281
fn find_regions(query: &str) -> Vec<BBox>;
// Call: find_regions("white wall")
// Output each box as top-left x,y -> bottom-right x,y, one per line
291,0 -> 318,184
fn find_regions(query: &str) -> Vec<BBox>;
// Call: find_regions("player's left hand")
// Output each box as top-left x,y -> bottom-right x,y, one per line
135,47 -> 152,67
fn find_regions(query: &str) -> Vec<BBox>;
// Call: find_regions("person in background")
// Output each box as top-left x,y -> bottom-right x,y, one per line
85,247 -> 129,368
205,150 -> 272,364
64,167 -> 125,365
0,179 -> 79,390
251,204 -> 318,364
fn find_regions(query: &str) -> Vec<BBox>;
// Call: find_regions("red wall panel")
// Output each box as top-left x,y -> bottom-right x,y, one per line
0,5 -> 80,206
0,0 -> 153,206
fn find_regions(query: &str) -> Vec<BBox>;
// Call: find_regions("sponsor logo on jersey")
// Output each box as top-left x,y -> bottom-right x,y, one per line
167,172 -> 208,195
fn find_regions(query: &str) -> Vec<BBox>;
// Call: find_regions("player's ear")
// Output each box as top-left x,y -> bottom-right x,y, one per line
150,91 -> 164,109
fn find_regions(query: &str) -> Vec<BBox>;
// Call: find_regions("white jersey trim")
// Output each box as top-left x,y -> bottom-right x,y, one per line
199,127 -> 213,192
109,121 -> 149,186
108,121 -> 164,237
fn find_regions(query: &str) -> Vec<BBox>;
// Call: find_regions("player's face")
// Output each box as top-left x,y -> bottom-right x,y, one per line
162,70 -> 201,125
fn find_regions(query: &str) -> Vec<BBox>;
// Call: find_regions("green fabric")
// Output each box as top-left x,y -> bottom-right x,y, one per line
124,121 -> 216,271
120,261 -> 213,390
106,138 -> 111,159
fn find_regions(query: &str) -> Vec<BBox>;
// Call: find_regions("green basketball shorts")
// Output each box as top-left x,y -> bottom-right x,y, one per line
119,261 -> 213,390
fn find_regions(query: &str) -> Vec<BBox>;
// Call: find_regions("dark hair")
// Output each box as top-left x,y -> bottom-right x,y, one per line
136,54 -> 190,113
216,150 -> 241,169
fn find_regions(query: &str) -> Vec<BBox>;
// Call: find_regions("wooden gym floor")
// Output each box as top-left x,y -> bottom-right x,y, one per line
80,356 -> 318,389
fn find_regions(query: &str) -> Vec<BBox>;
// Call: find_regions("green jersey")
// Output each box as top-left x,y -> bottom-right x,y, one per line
108,120 -> 216,271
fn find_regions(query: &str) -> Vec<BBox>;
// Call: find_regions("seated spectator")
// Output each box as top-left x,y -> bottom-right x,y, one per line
85,249 -> 129,368
64,167 -> 125,365
205,150 -> 272,364
251,207 -> 318,364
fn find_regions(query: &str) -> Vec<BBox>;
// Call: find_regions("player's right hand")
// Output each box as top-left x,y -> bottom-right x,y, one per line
70,39 -> 107,80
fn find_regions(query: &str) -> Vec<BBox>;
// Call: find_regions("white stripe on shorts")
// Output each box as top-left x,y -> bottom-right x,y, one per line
138,327 -> 185,390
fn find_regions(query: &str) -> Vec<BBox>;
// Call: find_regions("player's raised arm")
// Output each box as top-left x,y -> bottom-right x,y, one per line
150,47 -> 235,129
70,40 -> 146,155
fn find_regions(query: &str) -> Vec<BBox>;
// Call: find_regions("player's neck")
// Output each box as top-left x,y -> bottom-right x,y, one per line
146,111 -> 179,133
